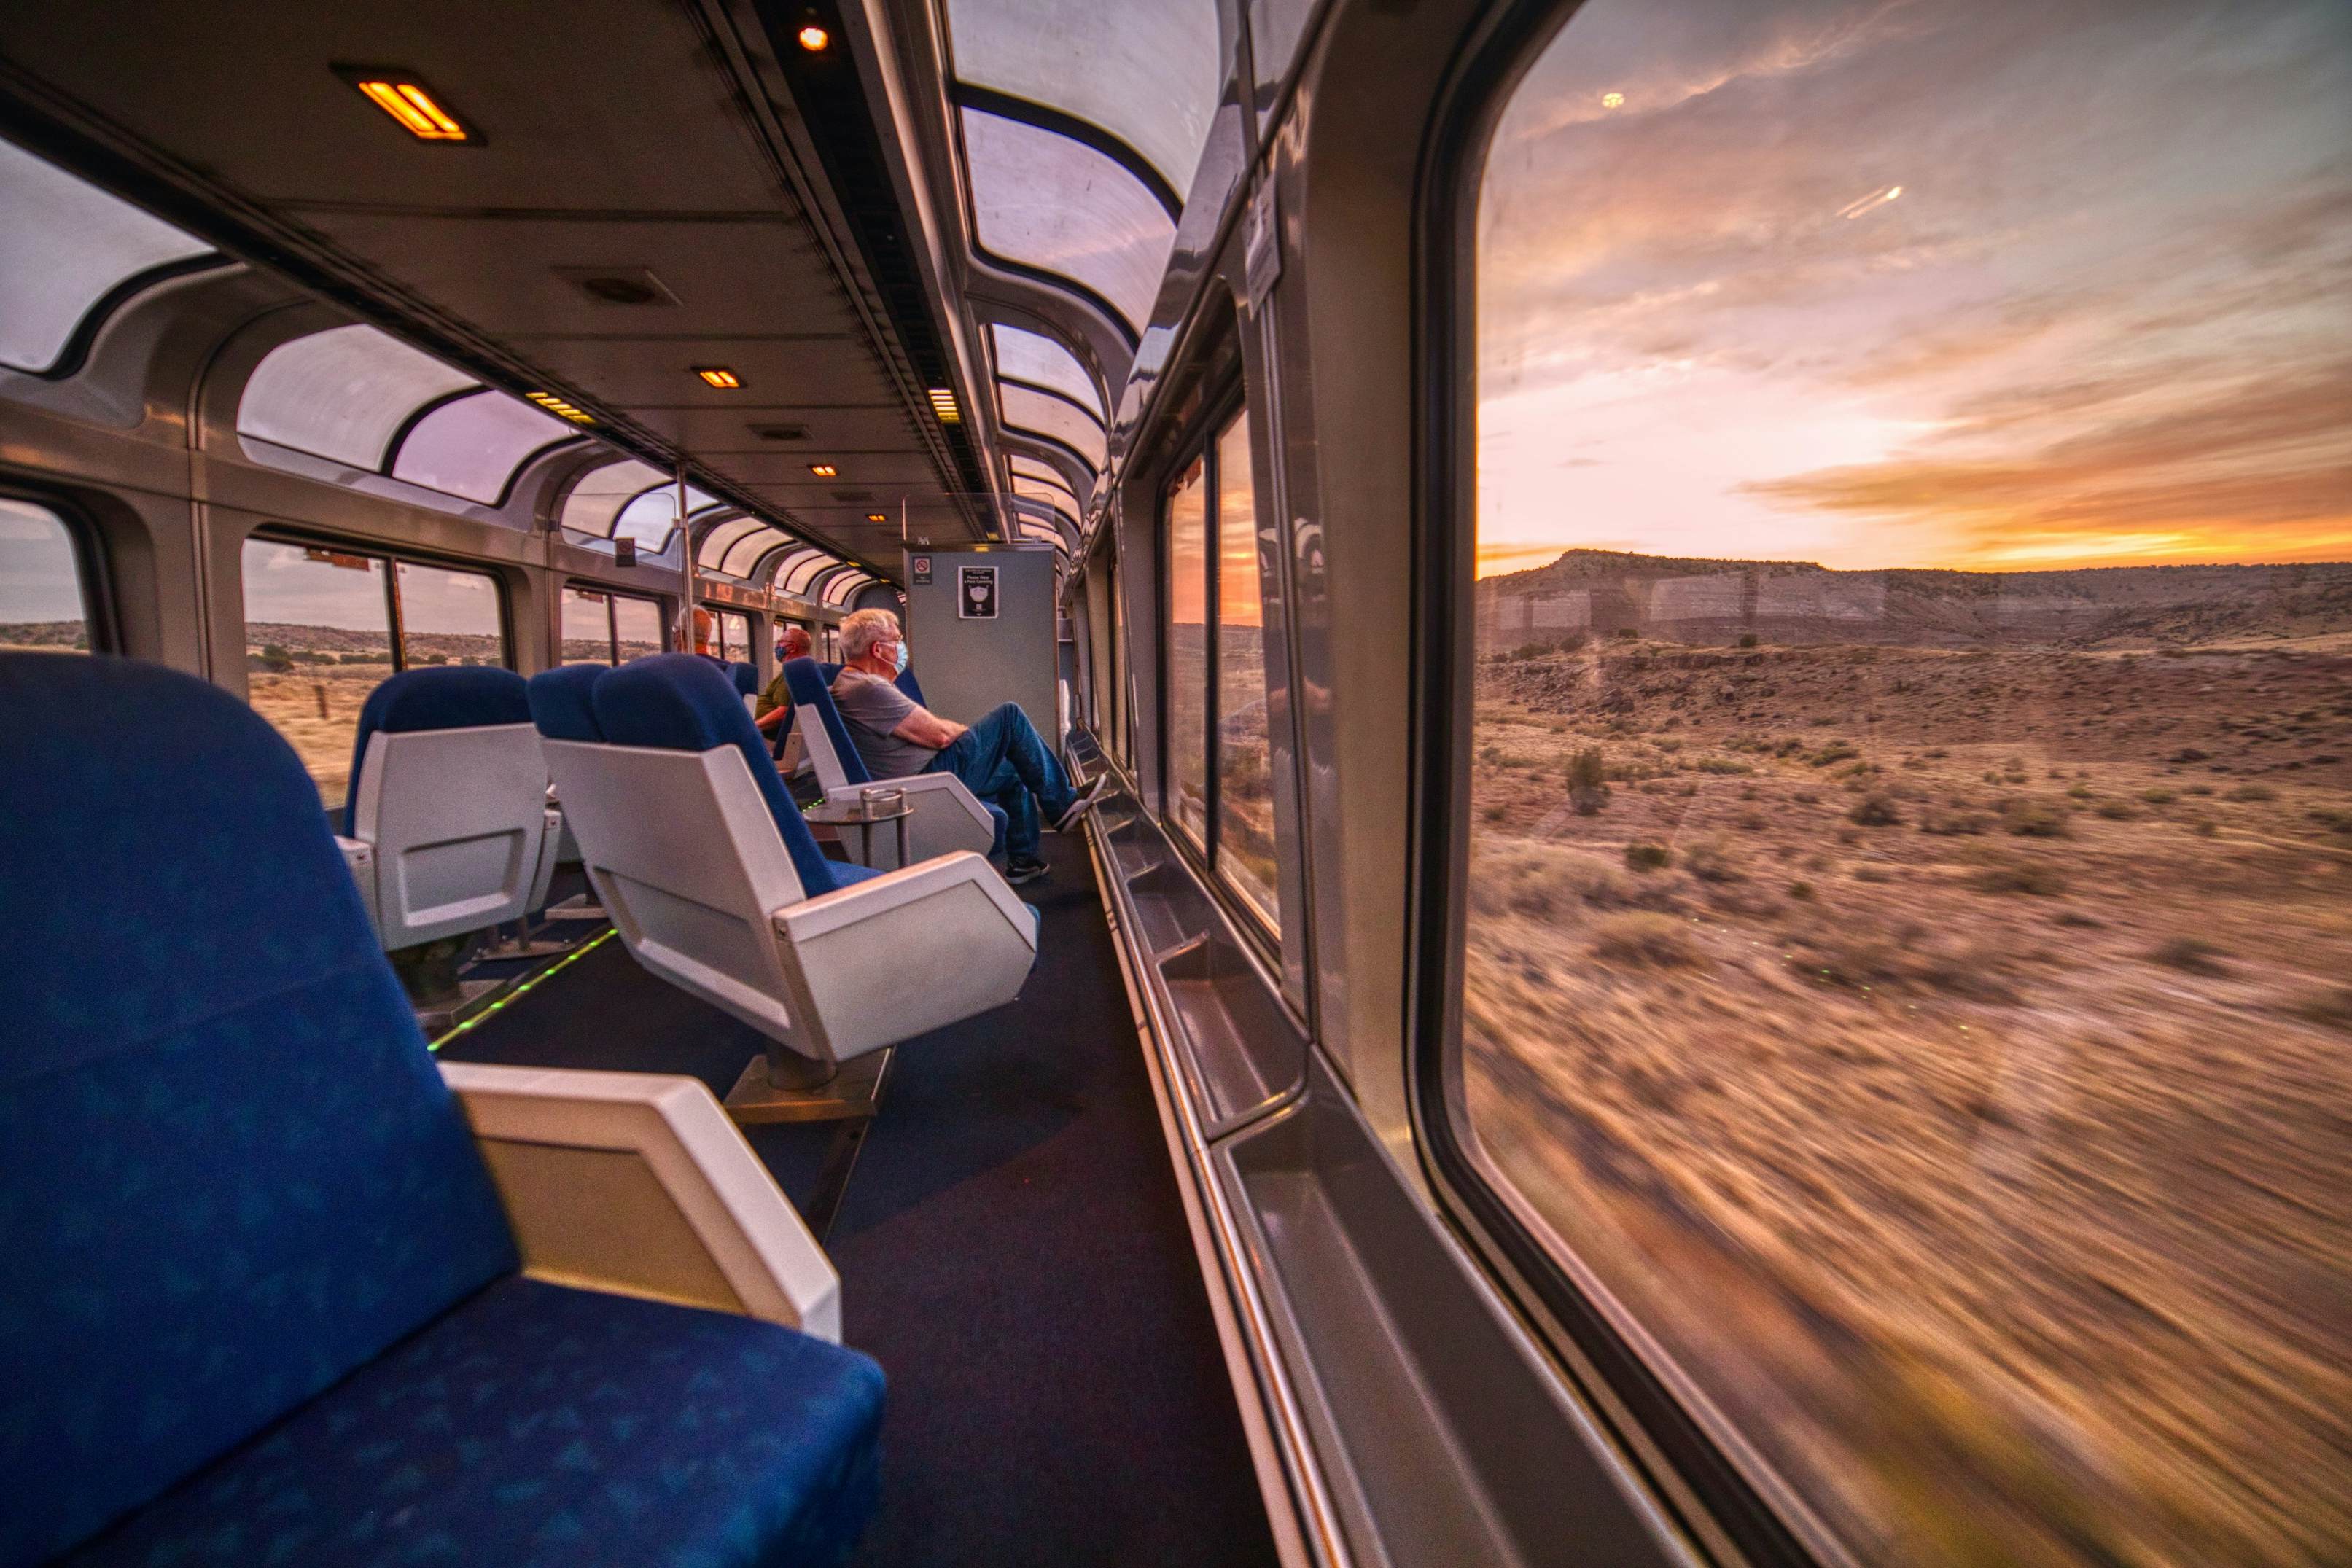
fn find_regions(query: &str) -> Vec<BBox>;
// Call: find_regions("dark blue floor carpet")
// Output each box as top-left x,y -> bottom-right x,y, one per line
440,834 -> 1278,1567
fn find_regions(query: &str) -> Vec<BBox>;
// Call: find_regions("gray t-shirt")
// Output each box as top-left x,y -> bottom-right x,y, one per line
830,668 -> 939,779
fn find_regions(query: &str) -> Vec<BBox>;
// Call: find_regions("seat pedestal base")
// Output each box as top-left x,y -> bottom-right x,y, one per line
724,1047 -> 891,1124
412,978 -> 502,1034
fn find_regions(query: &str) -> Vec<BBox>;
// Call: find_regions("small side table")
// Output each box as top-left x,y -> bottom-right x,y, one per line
804,789 -> 912,869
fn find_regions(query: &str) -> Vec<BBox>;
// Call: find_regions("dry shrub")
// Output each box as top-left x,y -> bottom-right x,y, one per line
1624,841 -> 1672,873
2094,800 -> 2138,820
1590,912 -> 1699,967
1920,808 -> 1993,836
2150,937 -> 2231,976
2001,797 -> 2072,838
1681,833 -> 1746,883
2292,988 -> 2352,1032
1850,792 -> 1903,827
1966,851 -> 2067,896
2229,782 -> 2278,802
2141,788 -> 2177,805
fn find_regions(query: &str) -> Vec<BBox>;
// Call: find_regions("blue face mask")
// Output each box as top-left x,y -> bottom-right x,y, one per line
892,640 -> 910,675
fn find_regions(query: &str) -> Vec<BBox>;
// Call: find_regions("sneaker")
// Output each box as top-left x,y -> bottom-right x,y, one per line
1003,857 -> 1050,885
1051,772 -> 1114,834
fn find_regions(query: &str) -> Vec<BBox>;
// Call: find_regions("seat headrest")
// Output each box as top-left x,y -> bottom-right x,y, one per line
0,654 -> 516,1559
729,661 -> 760,696
529,663 -> 609,743
592,654 -> 852,897
784,657 -> 871,785
346,666 -> 535,830
895,666 -> 927,706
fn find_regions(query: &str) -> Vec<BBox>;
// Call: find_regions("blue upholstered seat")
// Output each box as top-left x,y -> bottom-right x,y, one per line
728,660 -> 761,698
0,653 -> 884,1568
766,660 -> 841,758
558,655 -> 881,897
528,663 -> 610,744
53,1277 -> 884,1568
343,663 -> 533,832
894,665 -> 926,706
788,659 -> 1009,857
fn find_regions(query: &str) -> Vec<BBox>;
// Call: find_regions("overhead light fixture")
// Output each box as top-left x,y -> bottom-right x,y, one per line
337,68 -> 476,144
525,391 -> 594,425
797,24 -> 830,52
927,387 -> 961,424
808,463 -> 838,477
865,512 -> 887,523
694,366 -> 743,389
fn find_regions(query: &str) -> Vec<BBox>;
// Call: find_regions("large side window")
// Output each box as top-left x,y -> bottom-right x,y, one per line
241,541 -> 394,806
0,497 -> 96,653
1447,4 -> 2352,1566
613,595 -> 663,661
1108,553 -> 1129,765
561,584 -> 666,665
1214,414 -> 1277,922
1161,405 -> 1282,929
1164,455 -> 1210,844
242,537 -> 510,804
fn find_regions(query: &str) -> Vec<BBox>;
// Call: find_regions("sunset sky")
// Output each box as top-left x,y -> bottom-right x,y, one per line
1475,0 -> 2352,577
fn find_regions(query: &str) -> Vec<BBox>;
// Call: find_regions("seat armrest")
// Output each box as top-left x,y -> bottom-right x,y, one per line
336,834 -> 381,939
526,805 -> 563,913
777,850 -> 1033,945
439,1061 -> 843,1341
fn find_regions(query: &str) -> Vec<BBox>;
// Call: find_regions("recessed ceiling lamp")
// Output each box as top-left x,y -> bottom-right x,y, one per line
797,24 -> 829,52
525,391 -> 594,425
926,387 -> 961,424
337,68 -> 476,143
808,463 -> 838,477
694,366 -> 743,389
865,512 -> 887,523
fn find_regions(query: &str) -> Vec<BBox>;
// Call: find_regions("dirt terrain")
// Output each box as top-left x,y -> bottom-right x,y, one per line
1461,605 -> 2352,1566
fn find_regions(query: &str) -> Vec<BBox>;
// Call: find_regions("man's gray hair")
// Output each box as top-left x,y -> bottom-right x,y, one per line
839,607 -> 900,662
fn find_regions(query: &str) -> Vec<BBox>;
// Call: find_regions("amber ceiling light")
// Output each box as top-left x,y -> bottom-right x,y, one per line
797,25 -> 830,52
808,463 -> 838,477
525,391 -> 594,425
926,386 -> 962,424
335,67 -> 477,144
865,512 -> 887,523
694,366 -> 743,389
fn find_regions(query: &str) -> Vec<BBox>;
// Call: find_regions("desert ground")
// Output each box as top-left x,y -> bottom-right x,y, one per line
1462,628 -> 2352,1566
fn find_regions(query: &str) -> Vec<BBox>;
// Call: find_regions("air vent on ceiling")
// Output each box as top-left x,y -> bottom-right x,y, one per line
550,265 -> 679,307
830,489 -> 874,503
751,423 -> 809,442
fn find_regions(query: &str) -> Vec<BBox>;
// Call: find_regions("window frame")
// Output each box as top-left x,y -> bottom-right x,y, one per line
561,579 -> 668,666
1154,383 -> 1280,945
1406,4 -> 1840,1563
0,483 -> 116,654
243,526 -> 513,676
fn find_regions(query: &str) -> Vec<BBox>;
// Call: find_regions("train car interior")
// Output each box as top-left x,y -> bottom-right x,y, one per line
3,0 -> 2347,1564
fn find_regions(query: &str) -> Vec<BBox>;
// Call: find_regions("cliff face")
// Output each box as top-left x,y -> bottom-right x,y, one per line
1475,550 -> 2352,650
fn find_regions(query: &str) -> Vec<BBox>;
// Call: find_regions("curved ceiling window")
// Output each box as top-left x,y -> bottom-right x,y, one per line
1,138 -> 214,375
1000,381 -> 1108,469
819,569 -> 875,608
1013,477 -> 1079,534
990,324 -> 1103,418
943,0 -> 1218,201
559,460 -> 715,557
386,387 -> 577,504
960,109 -> 1176,334
697,515 -> 797,581
238,324 -> 476,472
776,547 -> 838,597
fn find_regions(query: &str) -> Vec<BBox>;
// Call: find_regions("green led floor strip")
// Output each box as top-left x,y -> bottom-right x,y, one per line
428,928 -> 617,1052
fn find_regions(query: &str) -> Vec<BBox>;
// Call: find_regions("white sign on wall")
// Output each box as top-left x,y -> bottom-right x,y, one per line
958,564 -> 998,619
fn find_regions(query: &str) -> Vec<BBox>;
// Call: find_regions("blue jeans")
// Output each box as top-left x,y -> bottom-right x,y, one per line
923,703 -> 1071,863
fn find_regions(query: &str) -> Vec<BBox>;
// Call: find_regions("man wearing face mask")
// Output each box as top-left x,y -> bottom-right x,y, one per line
829,607 -> 1107,881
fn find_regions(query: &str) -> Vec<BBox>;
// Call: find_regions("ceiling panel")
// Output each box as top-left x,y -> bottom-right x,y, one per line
523,335 -> 895,406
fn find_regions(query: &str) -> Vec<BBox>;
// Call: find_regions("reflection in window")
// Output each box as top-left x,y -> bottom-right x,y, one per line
961,108 -> 1176,332
1109,555 -> 1127,763
991,324 -> 1104,418
394,561 -> 504,667
1000,382 -> 1109,469
0,499 -> 93,653
241,540 -> 392,806
0,138 -> 212,375
712,609 -> 753,663
1214,414 -> 1276,922
1460,4 -> 2352,1564
1164,453 -> 1209,845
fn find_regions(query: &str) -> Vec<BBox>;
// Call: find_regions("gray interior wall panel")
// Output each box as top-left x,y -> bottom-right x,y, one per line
901,544 -> 1058,736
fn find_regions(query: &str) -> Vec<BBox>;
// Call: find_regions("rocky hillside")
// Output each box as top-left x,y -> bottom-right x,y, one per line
1478,550 -> 2352,650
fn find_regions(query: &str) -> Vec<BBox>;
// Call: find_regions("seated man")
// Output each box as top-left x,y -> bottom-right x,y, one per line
682,606 -> 731,668
757,623 -> 814,736
830,607 -> 1107,884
